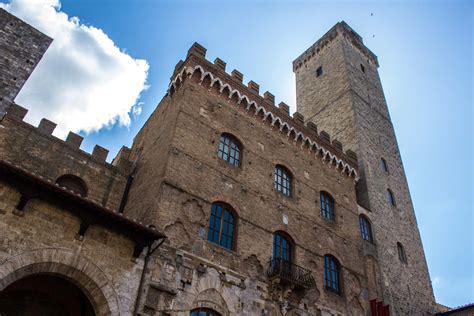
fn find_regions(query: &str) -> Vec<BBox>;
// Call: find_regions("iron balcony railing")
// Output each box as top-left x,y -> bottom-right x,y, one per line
267,258 -> 316,289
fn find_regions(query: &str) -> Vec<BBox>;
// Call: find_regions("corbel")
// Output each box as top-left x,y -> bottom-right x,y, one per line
75,220 -> 90,241
12,190 -> 36,217
133,243 -> 145,259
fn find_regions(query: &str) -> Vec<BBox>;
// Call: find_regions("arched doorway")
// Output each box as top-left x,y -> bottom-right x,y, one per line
0,249 -> 121,315
0,273 -> 95,316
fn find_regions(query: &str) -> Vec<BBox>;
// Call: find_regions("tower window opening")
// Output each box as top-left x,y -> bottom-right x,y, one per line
387,189 -> 396,207
360,64 -> 365,73
316,66 -> 323,77
397,242 -> 408,264
381,157 -> 389,173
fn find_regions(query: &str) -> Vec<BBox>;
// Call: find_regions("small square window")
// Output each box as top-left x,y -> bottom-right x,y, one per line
360,64 -> 365,73
316,66 -> 323,77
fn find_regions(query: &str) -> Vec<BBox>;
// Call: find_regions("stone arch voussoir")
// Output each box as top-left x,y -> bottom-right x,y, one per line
0,247 -> 121,316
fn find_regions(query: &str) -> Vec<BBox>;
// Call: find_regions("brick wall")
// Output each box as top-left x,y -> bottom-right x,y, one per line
126,53 -> 378,314
0,9 -> 51,118
0,105 -> 130,211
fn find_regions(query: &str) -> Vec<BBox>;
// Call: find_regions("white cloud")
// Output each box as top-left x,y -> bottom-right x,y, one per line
1,0 -> 149,137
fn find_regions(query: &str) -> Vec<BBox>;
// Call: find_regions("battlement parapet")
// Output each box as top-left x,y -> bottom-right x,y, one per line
168,45 -> 359,179
214,58 -> 226,71
248,81 -> 260,94
3,103 -> 133,174
292,21 -> 379,72
112,146 -> 133,173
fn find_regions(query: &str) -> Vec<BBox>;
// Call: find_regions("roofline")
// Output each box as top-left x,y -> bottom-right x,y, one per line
0,159 -> 166,247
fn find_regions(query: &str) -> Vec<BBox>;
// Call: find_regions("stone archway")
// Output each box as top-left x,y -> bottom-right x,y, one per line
192,288 -> 229,316
0,248 -> 121,315
0,273 -> 95,315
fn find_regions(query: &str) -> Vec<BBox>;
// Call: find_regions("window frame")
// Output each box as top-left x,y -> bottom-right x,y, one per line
190,308 -> 221,316
324,255 -> 341,294
207,202 -> 237,251
272,231 -> 294,263
217,133 -> 242,167
274,165 -> 292,197
359,215 -> 373,242
320,191 -> 335,221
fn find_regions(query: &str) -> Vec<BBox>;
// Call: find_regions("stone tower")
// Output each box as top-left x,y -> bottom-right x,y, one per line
293,22 -> 436,314
0,8 -> 52,119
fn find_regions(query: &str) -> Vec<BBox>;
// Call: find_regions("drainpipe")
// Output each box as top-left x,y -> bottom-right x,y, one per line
118,174 -> 134,214
133,238 -> 166,315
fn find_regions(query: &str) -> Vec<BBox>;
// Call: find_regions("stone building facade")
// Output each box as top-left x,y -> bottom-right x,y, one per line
0,9 -> 438,316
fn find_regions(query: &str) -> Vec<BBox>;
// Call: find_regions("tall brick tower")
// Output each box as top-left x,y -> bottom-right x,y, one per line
0,8 -> 52,119
293,22 -> 436,314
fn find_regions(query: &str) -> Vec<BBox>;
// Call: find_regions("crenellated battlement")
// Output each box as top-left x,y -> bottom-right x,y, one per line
167,43 -> 359,179
3,103 -> 133,174
292,21 -> 378,71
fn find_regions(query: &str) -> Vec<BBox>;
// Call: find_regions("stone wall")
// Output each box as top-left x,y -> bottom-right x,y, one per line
0,8 -> 51,118
0,105 -> 131,211
294,21 -> 436,314
0,180 -> 143,315
127,52 -> 378,315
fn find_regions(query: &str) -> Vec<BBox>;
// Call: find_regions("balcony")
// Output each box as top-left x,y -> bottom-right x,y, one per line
266,258 -> 316,290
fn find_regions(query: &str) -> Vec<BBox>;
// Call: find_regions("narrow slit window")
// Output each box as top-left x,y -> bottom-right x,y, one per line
387,189 -> 396,207
381,157 -> 389,173
397,242 -> 407,264
316,66 -> 323,77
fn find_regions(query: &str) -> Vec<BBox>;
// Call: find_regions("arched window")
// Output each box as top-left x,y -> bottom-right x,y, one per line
387,189 -> 396,207
217,134 -> 241,167
273,231 -> 293,263
207,202 -> 236,250
359,215 -> 373,242
324,255 -> 341,294
380,157 -> 389,173
190,308 -> 221,316
274,165 -> 291,196
55,174 -> 87,197
320,191 -> 334,220
397,242 -> 407,264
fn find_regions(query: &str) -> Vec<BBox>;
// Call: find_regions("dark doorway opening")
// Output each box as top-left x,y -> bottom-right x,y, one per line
0,273 -> 95,316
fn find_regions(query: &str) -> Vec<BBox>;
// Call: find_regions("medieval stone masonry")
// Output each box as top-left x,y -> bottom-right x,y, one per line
0,9 -> 439,316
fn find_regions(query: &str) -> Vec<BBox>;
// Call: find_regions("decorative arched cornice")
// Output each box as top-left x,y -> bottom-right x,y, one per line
168,65 -> 359,181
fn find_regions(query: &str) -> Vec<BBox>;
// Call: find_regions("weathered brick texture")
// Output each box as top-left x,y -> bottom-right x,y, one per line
0,9 -> 51,118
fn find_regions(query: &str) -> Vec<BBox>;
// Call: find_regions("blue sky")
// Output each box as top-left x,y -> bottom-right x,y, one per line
2,0 -> 472,308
